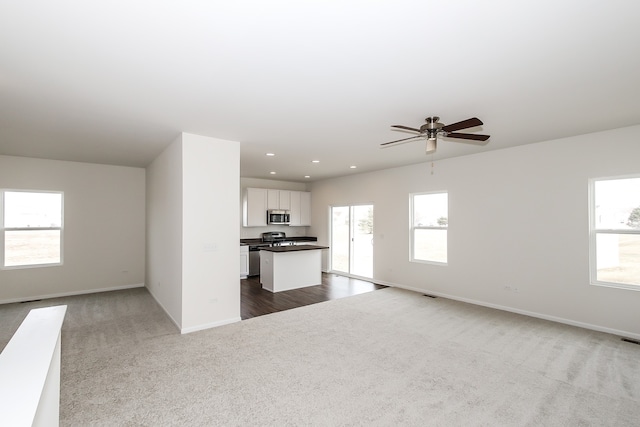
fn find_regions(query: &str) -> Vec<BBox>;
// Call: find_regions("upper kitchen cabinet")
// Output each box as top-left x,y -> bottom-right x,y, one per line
289,191 -> 311,226
300,191 -> 311,225
267,189 -> 291,210
243,187 -> 267,227
244,187 -> 310,227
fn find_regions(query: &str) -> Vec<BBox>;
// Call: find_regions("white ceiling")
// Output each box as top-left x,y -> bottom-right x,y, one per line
1,1 -> 639,182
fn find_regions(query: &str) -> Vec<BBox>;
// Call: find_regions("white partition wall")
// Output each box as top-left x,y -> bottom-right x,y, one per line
181,133 -> 241,332
146,133 -> 241,333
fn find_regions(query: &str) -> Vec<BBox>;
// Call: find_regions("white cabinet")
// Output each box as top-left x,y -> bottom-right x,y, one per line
289,191 -> 301,225
267,189 -> 278,210
243,188 -> 267,227
260,247 -> 323,292
300,191 -> 311,226
240,245 -> 249,278
279,190 -> 291,210
289,191 -> 311,226
267,189 -> 291,210
243,187 -> 309,227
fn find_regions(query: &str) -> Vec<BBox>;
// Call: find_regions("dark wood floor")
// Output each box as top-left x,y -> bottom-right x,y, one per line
241,273 -> 386,320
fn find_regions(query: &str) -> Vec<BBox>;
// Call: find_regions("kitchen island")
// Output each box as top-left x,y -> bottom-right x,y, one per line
259,245 -> 329,292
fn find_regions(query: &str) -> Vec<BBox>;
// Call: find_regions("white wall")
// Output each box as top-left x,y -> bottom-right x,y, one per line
146,136 -> 183,325
309,125 -> 640,338
0,155 -> 145,303
181,133 -> 240,332
147,133 -> 241,333
240,177 -> 310,238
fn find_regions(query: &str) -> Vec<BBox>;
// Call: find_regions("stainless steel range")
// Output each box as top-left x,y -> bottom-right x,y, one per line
248,232 -> 292,276
260,231 -> 294,246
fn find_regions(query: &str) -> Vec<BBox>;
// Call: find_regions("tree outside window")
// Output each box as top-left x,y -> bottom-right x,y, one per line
627,207 -> 640,229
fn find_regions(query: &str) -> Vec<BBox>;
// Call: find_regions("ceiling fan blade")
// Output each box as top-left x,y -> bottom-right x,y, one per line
441,117 -> 483,132
445,132 -> 490,141
391,125 -> 421,133
380,135 -> 422,147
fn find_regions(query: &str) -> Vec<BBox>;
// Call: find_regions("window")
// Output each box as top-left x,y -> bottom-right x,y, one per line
411,191 -> 448,264
590,176 -> 640,290
1,190 -> 63,268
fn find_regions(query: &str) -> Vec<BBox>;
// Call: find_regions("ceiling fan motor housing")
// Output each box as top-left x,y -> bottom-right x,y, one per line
420,117 -> 443,140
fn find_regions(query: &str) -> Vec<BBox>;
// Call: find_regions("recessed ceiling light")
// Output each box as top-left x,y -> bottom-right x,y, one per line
311,160 -> 320,163
350,165 -> 357,169
270,171 -> 276,175
266,153 -> 275,156
304,175 -> 311,178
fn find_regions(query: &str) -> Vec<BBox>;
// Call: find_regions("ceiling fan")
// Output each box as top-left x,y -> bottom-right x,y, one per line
381,116 -> 490,153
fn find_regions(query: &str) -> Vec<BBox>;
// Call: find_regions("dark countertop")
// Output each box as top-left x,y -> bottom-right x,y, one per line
240,236 -> 318,245
259,244 -> 329,253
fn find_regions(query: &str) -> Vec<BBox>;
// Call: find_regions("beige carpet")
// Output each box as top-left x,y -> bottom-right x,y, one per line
2,287 -> 639,426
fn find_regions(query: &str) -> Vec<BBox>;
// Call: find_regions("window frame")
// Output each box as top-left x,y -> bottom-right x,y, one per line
589,175 -> 640,291
1,189 -> 64,270
410,190 -> 448,265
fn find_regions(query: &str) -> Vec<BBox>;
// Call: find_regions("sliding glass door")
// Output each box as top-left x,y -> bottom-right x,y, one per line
331,205 -> 373,278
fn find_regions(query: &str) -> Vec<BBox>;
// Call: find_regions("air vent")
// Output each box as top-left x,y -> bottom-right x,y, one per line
423,294 -> 437,298
621,337 -> 640,345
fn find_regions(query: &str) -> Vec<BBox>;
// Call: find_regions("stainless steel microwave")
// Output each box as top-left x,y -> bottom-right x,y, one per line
267,209 -> 290,225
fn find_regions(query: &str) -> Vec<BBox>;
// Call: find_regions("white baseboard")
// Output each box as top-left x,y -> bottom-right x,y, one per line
0,283 -> 145,305
145,286 -> 241,334
144,288 -> 181,333
383,281 -> 640,341
180,317 -> 242,334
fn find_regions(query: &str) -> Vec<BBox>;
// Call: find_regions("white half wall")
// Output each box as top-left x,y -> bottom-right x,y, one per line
0,155 -> 145,303
309,125 -> 640,337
